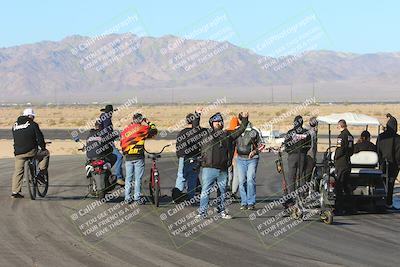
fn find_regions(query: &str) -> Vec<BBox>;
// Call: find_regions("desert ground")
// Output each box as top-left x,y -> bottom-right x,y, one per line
0,103 -> 397,158
1,103 -> 398,129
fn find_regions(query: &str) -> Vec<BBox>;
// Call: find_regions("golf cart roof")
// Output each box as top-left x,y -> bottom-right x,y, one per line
317,113 -> 380,126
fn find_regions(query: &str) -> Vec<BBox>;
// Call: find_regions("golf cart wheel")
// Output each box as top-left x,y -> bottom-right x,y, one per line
321,210 -> 333,225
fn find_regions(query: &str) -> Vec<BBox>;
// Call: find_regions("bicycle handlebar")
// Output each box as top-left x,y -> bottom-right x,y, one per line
144,144 -> 171,155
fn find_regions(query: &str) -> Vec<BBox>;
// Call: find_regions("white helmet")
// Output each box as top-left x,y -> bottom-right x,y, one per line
22,108 -> 35,117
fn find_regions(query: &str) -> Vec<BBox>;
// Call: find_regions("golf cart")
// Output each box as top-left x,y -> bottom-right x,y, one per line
312,113 -> 388,213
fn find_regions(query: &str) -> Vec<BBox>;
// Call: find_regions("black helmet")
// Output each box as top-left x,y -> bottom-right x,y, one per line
294,115 -> 303,128
209,113 -> 224,128
133,113 -> 144,123
309,116 -> 318,127
186,113 -> 195,124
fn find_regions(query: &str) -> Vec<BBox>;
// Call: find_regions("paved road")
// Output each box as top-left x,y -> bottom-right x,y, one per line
0,153 -> 399,267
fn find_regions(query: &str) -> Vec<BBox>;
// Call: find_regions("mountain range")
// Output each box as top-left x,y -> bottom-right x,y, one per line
0,33 -> 399,103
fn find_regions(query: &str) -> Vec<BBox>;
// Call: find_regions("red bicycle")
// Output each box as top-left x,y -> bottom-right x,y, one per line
145,144 -> 170,207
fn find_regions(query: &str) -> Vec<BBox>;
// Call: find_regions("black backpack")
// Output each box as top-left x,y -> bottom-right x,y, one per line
236,129 -> 258,156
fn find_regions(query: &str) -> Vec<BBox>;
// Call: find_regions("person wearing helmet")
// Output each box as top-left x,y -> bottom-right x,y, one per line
304,116 -> 319,183
173,109 -> 203,203
120,113 -> 157,203
197,111 -> 249,219
283,115 -> 311,196
235,113 -> 265,210
98,104 -> 124,186
11,108 -> 50,198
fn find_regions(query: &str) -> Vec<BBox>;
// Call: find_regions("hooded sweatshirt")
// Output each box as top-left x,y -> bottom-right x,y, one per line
377,116 -> 400,167
12,116 -> 46,155
284,117 -> 310,154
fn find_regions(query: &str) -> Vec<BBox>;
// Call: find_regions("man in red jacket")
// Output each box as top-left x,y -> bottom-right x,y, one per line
120,113 -> 157,203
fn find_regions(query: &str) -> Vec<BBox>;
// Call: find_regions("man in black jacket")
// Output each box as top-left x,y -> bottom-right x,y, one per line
86,120 -> 117,166
99,104 -> 124,186
354,130 -> 376,153
334,119 -> 354,211
197,111 -> 249,219
304,117 -> 318,183
235,115 -> 264,210
174,109 -> 202,201
283,116 -> 311,195
11,109 -> 50,198
376,115 -> 400,209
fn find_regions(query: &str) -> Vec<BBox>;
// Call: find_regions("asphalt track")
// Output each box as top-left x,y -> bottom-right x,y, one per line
0,153 -> 399,267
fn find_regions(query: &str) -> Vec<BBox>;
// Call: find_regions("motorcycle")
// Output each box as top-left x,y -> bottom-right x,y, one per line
74,137 -> 117,199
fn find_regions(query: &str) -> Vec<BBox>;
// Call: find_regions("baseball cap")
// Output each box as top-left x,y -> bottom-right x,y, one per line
23,108 -> 35,117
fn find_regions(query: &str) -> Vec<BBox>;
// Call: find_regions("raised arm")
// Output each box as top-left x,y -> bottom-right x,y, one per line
228,112 -> 249,141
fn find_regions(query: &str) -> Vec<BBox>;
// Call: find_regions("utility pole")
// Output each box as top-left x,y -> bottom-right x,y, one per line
271,85 -> 274,104
290,83 -> 293,104
312,81 -> 315,100
54,88 -> 58,106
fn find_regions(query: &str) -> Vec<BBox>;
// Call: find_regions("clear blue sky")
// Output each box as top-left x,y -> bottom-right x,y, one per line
1,0 -> 398,53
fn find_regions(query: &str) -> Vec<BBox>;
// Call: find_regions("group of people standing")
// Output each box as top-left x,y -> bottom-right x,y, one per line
282,113 -> 399,212
84,106 -> 266,219
85,105 -> 158,204
174,109 -> 265,219
9,106 -> 399,213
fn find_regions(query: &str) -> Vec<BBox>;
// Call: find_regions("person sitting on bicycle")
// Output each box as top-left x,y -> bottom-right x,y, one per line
98,104 -> 124,186
86,120 -> 117,168
120,113 -> 158,204
11,108 -> 50,198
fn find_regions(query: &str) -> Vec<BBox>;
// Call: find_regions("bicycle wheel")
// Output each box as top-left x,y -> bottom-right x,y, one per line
25,161 -> 36,200
148,171 -> 155,204
154,175 -> 160,207
37,170 -> 49,197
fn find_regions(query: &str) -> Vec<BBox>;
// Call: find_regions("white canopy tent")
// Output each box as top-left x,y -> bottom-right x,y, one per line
316,113 -> 381,149
317,113 -> 380,126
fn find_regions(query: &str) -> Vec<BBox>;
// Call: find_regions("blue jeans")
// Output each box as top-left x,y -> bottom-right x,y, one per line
124,159 -> 145,201
237,157 -> 259,206
112,145 -> 123,179
175,157 -> 199,200
199,168 -> 228,215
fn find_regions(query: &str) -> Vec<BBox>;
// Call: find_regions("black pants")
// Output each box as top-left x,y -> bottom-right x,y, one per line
287,152 -> 307,193
104,154 -> 117,167
335,166 -> 351,209
381,162 -> 399,206
305,155 -> 316,183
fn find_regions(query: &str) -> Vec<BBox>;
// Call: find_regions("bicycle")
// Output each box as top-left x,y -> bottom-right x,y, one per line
25,141 -> 51,200
145,144 -> 170,207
